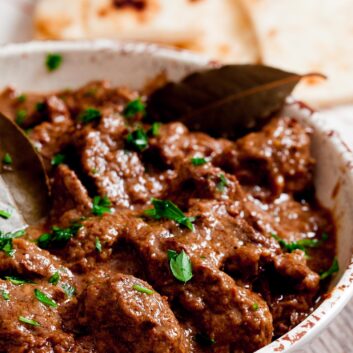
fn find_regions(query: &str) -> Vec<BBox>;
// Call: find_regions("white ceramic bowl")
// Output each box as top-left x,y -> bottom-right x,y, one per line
0,40 -> 352,353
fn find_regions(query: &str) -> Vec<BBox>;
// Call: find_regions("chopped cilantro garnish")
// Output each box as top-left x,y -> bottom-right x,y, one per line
5,276 -> 33,286
95,237 -> 102,252
271,233 -> 320,253
34,289 -> 57,308
1,290 -> 9,301
49,272 -> 60,285
0,230 -> 25,241
0,210 -> 11,219
92,196 -> 112,216
3,153 -> 12,165
37,224 -> 82,249
46,53 -> 62,72
0,229 -> 24,257
252,302 -> 259,311
36,102 -> 46,113
149,122 -> 161,137
61,283 -> 76,298
320,258 -> 339,280
168,249 -> 193,283
83,87 -> 98,97
194,333 -> 216,346
1,241 -> 15,257
78,108 -> 101,124
123,98 -> 145,118
321,232 -> 329,241
144,198 -> 195,231
19,316 -> 40,327
132,284 -> 154,295
15,109 -> 27,125
17,94 -> 27,103
126,128 -> 149,152
191,157 -> 207,166
51,153 -> 65,166
167,249 -> 177,261
216,174 -> 228,192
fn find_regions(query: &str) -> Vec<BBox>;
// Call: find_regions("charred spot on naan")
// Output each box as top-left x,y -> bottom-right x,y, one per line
112,0 -> 146,11
96,0 -> 158,22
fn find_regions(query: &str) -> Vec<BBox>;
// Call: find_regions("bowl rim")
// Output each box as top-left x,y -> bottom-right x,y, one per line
0,39 -> 352,352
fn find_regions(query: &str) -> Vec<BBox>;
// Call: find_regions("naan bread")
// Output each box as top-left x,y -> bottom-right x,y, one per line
35,0 -> 87,39
241,0 -> 353,107
34,0 -> 259,63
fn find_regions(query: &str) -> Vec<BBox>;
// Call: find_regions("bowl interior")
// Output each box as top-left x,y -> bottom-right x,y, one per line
0,41 -> 352,353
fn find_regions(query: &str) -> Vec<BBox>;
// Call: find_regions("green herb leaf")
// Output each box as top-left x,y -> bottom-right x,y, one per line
19,316 -> 40,327
252,302 -> 259,311
46,53 -> 62,72
15,109 -> 27,125
194,333 -> 216,346
36,102 -> 46,113
271,233 -> 320,253
37,224 -> 82,249
92,196 -> 112,216
1,289 -> 9,300
191,157 -> 207,166
2,153 -> 12,165
0,229 -> 24,242
126,128 -> 149,152
5,276 -> 33,285
167,249 -> 177,261
123,98 -> 145,118
0,210 -> 11,219
149,122 -> 161,137
0,229 -> 24,257
168,249 -> 193,283
34,289 -> 57,308
321,232 -> 329,241
1,240 -> 15,257
216,174 -> 228,192
95,237 -> 102,252
78,108 -> 101,124
49,272 -> 60,285
320,258 -> 339,280
17,94 -> 27,103
144,198 -> 195,231
132,284 -> 154,295
61,283 -> 76,298
51,153 -> 66,166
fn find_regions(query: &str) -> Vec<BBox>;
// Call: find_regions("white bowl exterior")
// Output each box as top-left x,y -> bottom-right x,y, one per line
0,40 -> 352,353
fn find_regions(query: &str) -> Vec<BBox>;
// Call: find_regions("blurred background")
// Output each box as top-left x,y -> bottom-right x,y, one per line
0,0 -> 352,351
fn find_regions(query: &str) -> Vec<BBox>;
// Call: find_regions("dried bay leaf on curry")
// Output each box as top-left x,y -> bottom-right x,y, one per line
0,113 -> 49,232
147,64 -> 323,138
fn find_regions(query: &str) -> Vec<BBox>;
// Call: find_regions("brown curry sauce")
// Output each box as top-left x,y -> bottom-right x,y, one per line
0,81 -> 336,353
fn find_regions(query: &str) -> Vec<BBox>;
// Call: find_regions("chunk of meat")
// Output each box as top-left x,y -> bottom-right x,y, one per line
217,117 -> 314,199
0,280 -> 77,353
148,122 -> 232,167
59,81 -> 134,118
58,213 -> 126,272
0,239 -> 68,281
78,273 -> 189,353
115,215 -> 273,352
50,165 -> 92,225
28,95 -> 74,168
78,114 -> 164,208
274,251 -> 320,292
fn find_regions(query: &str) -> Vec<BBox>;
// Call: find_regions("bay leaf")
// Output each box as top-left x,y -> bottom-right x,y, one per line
0,113 -> 49,232
147,64 -> 322,138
